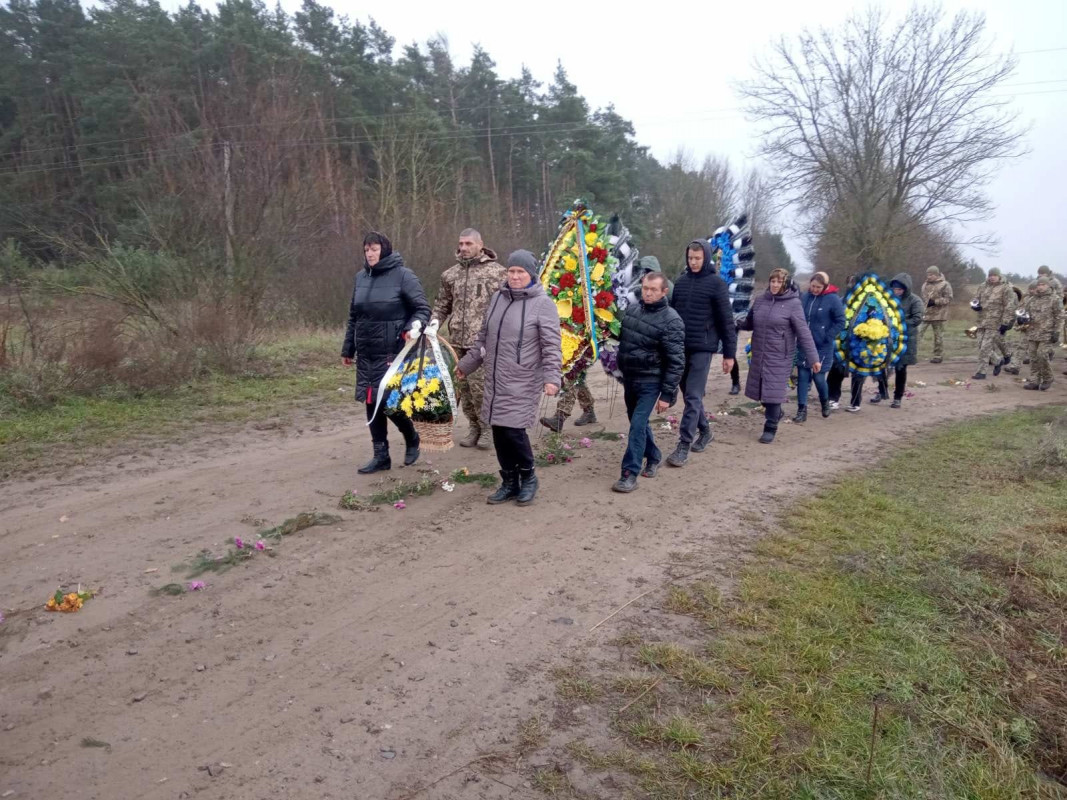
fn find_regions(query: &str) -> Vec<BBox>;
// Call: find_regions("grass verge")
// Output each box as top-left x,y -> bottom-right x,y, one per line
552,408 -> 1067,798
0,331 -> 348,477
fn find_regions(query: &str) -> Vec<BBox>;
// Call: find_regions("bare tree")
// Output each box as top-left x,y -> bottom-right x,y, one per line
740,5 -> 1027,272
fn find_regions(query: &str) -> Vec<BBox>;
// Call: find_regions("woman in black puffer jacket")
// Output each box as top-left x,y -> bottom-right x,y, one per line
342,231 -> 431,474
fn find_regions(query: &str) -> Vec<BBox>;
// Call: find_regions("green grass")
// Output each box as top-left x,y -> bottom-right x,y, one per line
553,409 -> 1067,799
916,319 -> 978,360
0,332 -> 347,476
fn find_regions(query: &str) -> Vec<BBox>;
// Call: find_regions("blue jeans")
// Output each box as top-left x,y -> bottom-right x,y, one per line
796,365 -> 829,408
622,381 -> 662,476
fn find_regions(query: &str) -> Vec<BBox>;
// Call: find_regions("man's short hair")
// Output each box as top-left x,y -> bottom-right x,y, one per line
459,228 -> 482,242
642,273 -> 667,289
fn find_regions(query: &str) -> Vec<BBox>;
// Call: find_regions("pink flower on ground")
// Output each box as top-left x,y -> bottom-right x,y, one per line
565,457 -> 573,463
394,501 -> 406,509
579,437 -> 593,448
234,537 -> 244,549
255,540 -> 266,551
562,444 -> 572,451
546,454 -> 555,462
189,581 -> 206,591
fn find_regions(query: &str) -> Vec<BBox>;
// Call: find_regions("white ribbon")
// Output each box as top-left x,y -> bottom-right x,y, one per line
423,319 -> 459,423
367,319 -> 459,426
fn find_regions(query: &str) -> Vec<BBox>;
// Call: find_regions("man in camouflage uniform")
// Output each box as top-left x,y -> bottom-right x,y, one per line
972,267 -> 1017,380
1021,276 -> 1064,390
431,229 -> 506,449
918,265 -> 953,363
540,374 -> 597,432
1036,265 -> 1067,358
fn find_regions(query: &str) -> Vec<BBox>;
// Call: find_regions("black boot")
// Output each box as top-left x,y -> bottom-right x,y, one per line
820,399 -> 831,418
691,427 -> 713,452
759,416 -> 779,444
539,413 -> 565,433
404,432 -> 421,466
729,383 -> 741,395
666,443 -> 689,467
516,468 -> 539,505
487,470 -> 519,504
573,409 -> 597,426
358,441 -> 391,474
793,406 -> 807,423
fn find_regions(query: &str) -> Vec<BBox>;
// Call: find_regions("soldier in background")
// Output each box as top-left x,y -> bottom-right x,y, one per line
918,265 -> 953,363
431,229 -> 506,449
540,378 -> 597,431
1020,276 -> 1064,390
971,267 -> 1017,380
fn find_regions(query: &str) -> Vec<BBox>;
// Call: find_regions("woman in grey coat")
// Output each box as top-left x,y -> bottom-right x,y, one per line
457,250 -> 562,506
737,268 -> 820,444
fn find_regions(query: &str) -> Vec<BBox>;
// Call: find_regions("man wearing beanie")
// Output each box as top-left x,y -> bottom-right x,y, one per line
971,267 -> 1017,380
919,265 -> 953,363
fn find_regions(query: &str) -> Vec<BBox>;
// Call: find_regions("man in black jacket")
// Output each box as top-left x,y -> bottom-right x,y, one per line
666,240 -> 737,466
613,273 -> 686,493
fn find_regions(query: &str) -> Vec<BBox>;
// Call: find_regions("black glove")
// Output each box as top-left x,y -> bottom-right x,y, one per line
927,299 -> 936,308
998,325 -> 1009,336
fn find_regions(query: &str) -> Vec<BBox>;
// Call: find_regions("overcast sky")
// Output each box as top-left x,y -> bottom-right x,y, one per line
165,0 -> 1066,273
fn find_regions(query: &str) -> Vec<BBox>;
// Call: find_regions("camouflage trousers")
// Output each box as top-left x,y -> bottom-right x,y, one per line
976,328 -> 1011,372
1027,341 -> 1054,384
453,347 -> 485,428
918,320 -> 944,359
556,376 -> 595,418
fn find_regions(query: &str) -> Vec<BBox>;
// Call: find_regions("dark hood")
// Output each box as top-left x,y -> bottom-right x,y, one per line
684,240 -> 714,276
637,255 -> 663,274
890,272 -> 913,296
366,251 -> 404,274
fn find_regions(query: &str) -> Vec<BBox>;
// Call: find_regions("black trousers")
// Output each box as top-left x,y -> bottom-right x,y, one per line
764,403 -> 782,428
877,365 -> 908,400
827,362 -> 847,402
366,402 -> 417,445
492,425 -> 534,472
730,360 -> 740,385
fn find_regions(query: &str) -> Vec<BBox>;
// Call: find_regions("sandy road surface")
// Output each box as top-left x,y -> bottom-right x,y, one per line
1,361 -> 1064,799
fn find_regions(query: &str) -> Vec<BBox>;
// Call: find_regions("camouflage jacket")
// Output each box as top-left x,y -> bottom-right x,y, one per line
1021,291 -> 1065,341
431,248 -> 507,349
920,277 -> 953,322
974,281 -> 1016,330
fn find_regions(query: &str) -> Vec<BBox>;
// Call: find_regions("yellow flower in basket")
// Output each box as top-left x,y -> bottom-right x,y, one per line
591,263 -> 605,282
594,308 -> 614,323
556,298 -> 573,319
401,396 -> 414,416
563,255 -> 578,272
413,393 -> 428,410
584,232 -> 598,247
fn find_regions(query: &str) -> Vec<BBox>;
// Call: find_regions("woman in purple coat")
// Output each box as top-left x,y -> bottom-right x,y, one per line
737,268 -> 821,443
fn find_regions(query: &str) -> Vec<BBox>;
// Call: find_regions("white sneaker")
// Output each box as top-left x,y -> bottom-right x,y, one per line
845,405 -> 861,413
829,401 -> 840,410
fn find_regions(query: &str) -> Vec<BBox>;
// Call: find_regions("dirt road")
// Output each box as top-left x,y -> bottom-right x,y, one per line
1,361 -> 1064,799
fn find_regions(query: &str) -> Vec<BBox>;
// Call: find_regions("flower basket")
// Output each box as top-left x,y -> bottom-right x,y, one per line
377,321 -> 461,450
413,418 -> 455,452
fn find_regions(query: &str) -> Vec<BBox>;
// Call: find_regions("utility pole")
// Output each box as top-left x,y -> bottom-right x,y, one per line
223,140 -> 235,279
